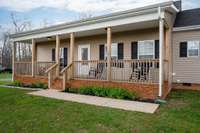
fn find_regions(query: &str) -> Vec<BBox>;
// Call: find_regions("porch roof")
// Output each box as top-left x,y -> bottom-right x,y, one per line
10,1 -> 178,42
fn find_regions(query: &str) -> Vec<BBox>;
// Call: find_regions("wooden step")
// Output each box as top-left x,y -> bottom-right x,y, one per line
51,78 -> 63,90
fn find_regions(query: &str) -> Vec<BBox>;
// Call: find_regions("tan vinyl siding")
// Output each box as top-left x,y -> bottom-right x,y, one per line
37,28 -> 159,62
37,42 -> 70,62
172,30 -> 200,84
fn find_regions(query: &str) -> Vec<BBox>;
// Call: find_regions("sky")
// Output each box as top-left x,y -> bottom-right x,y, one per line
0,0 -> 200,43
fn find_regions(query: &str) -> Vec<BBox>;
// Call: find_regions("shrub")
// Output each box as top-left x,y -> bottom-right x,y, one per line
31,82 -> 48,89
65,86 -> 138,100
12,80 -> 23,87
92,86 -> 107,97
107,88 -> 135,100
64,88 -> 79,93
79,86 -> 94,95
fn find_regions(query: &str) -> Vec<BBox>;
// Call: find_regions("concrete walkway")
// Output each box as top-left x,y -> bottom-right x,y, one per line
29,89 -> 159,114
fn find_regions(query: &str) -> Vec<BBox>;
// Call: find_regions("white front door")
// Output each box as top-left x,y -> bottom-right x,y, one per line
78,44 -> 90,76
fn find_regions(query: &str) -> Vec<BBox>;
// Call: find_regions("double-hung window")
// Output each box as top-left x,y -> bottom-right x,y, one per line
138,40 -> 154,59
105,43 -> 118,60
187,41 -> 199,57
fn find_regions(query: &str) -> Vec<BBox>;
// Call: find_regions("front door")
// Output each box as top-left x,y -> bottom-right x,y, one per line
78,44 -> 90,76
60,48 -> 68,70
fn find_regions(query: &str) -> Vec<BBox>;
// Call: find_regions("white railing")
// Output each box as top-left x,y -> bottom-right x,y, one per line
73,60 -> 107,81
111,59 -> 159,83
35,62 -> 55,77
72,59 -> 159,84
15,61 -> 32,76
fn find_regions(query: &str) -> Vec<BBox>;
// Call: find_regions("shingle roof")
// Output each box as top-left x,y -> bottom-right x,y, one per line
174,8 -> 200,27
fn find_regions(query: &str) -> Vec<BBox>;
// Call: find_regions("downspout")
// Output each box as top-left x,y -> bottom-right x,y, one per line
158,6 -> 164,98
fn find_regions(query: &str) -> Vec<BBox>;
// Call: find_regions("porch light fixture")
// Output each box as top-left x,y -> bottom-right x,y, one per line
47,37 -> 52,40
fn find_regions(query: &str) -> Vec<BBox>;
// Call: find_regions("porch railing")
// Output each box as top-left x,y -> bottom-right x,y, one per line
15,61 -> 32,76
61,63 -> 73,90
35,62 -> 55,76
45,63 -> 58,88
14,61 -> 55,77
73,60 -> 107,81
111,59 -> 159,83
72,59 -> 159,84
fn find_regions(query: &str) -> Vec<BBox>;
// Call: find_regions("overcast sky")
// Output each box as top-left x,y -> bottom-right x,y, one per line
0,0 -> 199,35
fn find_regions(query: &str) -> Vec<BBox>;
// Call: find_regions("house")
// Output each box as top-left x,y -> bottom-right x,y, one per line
10,0 -> 200,100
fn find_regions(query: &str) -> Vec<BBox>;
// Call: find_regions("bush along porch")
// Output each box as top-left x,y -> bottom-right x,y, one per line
63,86 -> 138,101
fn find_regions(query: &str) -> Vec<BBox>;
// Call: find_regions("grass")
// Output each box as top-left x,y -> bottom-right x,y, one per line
0,87 -> 199,133
0,72 -> 12,85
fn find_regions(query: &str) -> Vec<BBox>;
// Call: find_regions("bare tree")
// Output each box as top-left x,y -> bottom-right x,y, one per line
1,31 -> 12,69
10,13 -> 32,62
1,13 -> 33,70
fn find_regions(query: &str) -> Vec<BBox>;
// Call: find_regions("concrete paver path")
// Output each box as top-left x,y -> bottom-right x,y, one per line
29,89 -> 159,114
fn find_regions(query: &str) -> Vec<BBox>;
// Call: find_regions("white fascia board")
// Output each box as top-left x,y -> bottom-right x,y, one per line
13,12 -> 161,42
173,25 -> 200,32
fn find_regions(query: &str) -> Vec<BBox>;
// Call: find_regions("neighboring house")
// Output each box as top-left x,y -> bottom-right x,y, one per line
10,0 -> 200,100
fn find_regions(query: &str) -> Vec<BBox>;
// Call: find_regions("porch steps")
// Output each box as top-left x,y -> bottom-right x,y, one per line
51,78 -> 63,90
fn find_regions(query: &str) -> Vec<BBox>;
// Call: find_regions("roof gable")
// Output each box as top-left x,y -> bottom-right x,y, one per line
174,8 -> 200,27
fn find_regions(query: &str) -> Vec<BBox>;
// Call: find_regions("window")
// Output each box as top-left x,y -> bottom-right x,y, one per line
105,43 -> 118,60
138,40 -> 154,59
81,48 -> 88,60
187,41 -> 199,57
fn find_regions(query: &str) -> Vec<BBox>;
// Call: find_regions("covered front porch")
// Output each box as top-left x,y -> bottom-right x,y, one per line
11,3 -> 177,99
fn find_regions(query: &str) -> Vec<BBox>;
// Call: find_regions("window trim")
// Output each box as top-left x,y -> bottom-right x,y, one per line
137,40 -> 155,60
187,41 -> 200,58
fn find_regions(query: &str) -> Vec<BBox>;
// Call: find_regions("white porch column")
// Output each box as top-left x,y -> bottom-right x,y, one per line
32,39 -> 36,77
107,27 -> 112,81
56,35 -> 60,77
12,41 -> 16,81
159,18 -> 164,97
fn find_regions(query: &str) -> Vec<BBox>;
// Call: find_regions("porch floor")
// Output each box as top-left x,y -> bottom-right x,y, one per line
29,89 -> 159,114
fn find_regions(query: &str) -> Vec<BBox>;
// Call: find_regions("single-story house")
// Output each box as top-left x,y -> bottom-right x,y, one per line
10,0 -> 200,99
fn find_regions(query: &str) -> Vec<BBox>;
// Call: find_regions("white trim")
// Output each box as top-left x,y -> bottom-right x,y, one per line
12,12 -> 162,42
78,44 -> 91,61
173,25 -> 200,32
137,40 -> 155,60
187,41 -> 200,58
78,44 -> 91,75
159,18 -> 164,98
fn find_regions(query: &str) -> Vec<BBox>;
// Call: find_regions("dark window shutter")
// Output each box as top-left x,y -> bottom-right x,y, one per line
131,42 -> 138,59
99,44 -> 105,60
118,43 -> 124,59
180,42 -> 187,57
52,48 -> 55,62
155,40 -> 159,59
64,48 -> 68,67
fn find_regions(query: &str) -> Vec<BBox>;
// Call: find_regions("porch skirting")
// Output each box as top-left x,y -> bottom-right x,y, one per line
68,80 -> 160,100
14,75 -> 170,100
14,75 -> 48,85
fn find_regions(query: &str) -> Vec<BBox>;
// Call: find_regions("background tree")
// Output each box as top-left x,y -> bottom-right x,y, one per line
0,13 -> 32,70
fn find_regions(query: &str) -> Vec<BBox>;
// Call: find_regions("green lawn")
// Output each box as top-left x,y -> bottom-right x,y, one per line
0,72 -> 12,85
0,88 -> 199,133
